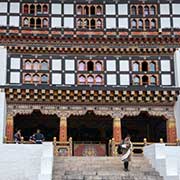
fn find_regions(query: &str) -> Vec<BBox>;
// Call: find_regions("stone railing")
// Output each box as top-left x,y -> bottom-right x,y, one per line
144,143 -> 180,180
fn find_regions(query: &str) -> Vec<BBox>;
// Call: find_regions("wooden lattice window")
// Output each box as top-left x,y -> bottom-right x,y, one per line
24,60 -> 32,70
150,62 -> 156,72
78,61 -> 86,71
87,75 -> 94,84
24,74 -> 31,83
133,76 -> 140,85
41,74 -> 48,83
24,4 -> 29,14
79,75 -> 86,84
133,62 -> 139,71
142,75 -> 148,85
142,62 -> 148,71
95,75 -> 102,84
150,76 -> 156,85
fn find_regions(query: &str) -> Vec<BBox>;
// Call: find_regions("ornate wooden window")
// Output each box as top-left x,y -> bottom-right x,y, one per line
84,6 -> 89,15
133,62 -> 139,71
130,4 -> 157,30
79,75 -> 86,84
145,19 -> 150,29
77,5 -> 83,15
84,19 -> 89,29
24,74 -> 31,83
37,5 -> 41,14
24,60 -> 32,70
95,61 -> 102,71
43,5 -> 48,14
144,6 -> 149,15
30,18 -> 35,28
78,61 -> 86,71
132,6 -> 137,15
33,74 -> 40,83
91,19 -> 96,29
30,4 -> 35,14
150,62 -> 156,72
76,4 -> 103,30
142,75 -> 148,85
133,76 -> 140,85
77,19 -> 83,28
43,18 -> 48,28
23,18 -> 29,27
138,6 -> 143,15
33,60 -> 40,70
142,62 -> 148,71
87,61 -> 94,71
138,19 -> 143,29
131,19 -> 137,29
41,74 -> 48,83
24,4 -> 29,14
150,6 -> 156,15
151,19 -> 156,29
36,18 -> 41,28
77,60 -> 104,85
97,6 -> 102,15
150,76 -> 156,85
22,3 -> 49,29
95,75 -> 102,84
87,75 -> 94,84
97,19 -> 102,29
41,60 -> 48,70
91,6 -> 95,15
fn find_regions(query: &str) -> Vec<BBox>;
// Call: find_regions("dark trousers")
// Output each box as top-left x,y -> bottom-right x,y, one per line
124,161 -> 129,170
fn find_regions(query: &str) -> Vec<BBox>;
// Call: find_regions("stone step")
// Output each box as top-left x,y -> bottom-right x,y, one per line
53,175 -> 164,180
52,156 -> 163,180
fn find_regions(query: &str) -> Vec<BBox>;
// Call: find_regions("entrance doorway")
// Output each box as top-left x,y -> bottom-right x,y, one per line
121,111 -> 167,142
14,110 -> 59,141
67,111 -> 113,156
68,111 -> 113,142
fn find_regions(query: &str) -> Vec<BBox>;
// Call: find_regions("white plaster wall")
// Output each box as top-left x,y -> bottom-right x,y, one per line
174,49 -> 180,138
0,46 -> 7,85
144,144 -> 180,180
0,91 -> 6,143
0,143 -> 53,180
174,49 -> 180,87
175,96 -> 180,139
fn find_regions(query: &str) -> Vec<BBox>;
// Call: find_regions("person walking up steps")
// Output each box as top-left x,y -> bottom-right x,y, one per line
121,135 -> 133,172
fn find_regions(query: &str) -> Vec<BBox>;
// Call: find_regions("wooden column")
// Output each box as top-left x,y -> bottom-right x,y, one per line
59,116 -> 67,142
6,114 -> 14,141
113,117 -> 122,143
167,118 -> 177,143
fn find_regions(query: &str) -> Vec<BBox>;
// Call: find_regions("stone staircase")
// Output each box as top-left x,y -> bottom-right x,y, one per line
52,155 -> 164,180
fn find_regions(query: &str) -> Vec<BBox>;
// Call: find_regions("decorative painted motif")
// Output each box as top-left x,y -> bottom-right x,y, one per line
74,144 -> 106,156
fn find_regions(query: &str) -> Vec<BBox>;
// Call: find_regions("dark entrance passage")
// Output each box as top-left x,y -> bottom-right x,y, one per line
67,111 -> 113,156
68,111 -> 113,142
121,111 -> 167,142
14,110 -> 59,141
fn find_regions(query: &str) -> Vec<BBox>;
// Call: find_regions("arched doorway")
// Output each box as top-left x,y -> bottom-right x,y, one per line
121,111 -> 167,142
14,110 -> 59,141
67,111 -> 113,156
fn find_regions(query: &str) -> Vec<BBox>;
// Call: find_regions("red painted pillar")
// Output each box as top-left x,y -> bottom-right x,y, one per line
167,119 -> 177,143
59,116 -> 67,142
6,114 -> 14,141
113,117 -> 122,143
